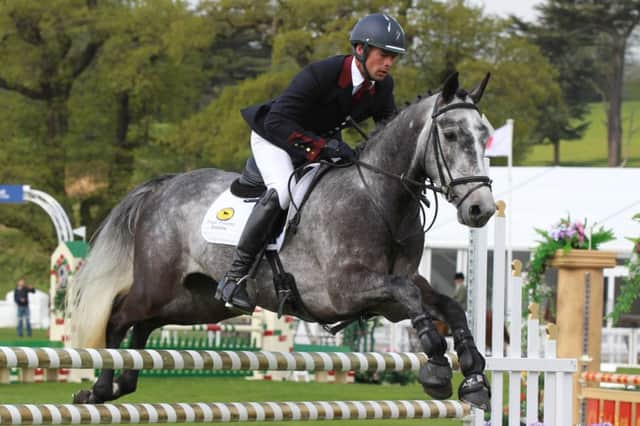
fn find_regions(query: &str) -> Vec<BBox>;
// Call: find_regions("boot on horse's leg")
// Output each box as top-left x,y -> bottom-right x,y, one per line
215,188 -> 283,313
454,328 -> 491,410
411,313 -> 453,399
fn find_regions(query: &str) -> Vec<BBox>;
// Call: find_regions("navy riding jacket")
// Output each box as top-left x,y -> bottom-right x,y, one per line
241,55 -> 396,165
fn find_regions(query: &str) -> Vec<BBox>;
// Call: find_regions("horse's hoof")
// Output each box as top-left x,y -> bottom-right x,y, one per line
72,390 -> 93,404
458,373 -> 491,410
418,361 -> 453,399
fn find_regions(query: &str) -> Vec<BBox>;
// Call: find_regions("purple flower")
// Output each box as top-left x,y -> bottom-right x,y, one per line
636,241 -> 640,255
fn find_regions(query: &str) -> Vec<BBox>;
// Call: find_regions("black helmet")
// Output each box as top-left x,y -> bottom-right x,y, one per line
350,13 -> 406,55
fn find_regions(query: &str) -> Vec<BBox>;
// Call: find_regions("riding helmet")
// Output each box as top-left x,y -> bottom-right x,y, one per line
349,13 -> 406,55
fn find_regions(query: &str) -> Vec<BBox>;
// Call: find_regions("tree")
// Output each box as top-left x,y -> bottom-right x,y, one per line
0,0 -> 104,196
534,0 -> 640,166
513,12 -> 598,165
70,0 -> 211,228
401,0 -> 565,162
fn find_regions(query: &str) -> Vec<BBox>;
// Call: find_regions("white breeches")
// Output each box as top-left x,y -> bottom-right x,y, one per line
250,131 -> 295,210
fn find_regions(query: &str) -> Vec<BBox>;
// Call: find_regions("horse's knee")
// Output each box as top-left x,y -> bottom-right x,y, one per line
411,314 -> 447,357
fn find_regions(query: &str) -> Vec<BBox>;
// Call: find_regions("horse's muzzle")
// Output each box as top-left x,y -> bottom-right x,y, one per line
456,188 -> 495,228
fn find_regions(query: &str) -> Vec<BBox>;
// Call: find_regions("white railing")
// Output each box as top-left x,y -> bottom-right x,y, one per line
470,201 -> 576,426
601,327 -> 640,366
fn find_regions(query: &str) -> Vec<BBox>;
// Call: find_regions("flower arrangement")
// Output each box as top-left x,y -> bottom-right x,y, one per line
609,213 -> 640,324
525,216 -> 615,303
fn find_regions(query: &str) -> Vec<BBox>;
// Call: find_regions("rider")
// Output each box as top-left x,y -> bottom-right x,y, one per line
215,13 -> 406,313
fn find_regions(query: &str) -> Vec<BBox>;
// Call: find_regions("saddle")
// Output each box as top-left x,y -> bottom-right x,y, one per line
230,157 -> 267,198
228,157 -> 372,334
229,156 -> 329,321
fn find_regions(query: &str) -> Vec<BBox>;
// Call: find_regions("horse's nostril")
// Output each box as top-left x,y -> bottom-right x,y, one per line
469,204 -> 481,217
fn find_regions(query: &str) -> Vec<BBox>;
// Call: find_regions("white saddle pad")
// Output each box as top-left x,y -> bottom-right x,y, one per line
201,165 -> 321,251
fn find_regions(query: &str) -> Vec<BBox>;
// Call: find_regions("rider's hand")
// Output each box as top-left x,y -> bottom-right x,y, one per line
321,139 -> 356,162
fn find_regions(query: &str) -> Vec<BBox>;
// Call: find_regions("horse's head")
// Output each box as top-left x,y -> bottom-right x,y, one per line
420,72 -> 496,227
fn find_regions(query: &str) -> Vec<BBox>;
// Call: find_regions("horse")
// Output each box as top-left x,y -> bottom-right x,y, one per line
68,72 -> 496,409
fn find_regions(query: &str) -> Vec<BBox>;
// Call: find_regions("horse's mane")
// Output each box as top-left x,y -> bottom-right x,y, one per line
355,90 -> 435,152
371,90 -> 435,137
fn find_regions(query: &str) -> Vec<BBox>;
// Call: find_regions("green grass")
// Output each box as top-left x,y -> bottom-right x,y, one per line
0,376 -> 469,425
522,101 -> 640,167
615,366 -> 640,375
0,327 -> 48,341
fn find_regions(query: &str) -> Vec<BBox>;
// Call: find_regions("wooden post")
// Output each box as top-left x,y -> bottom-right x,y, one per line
549,249 -> 617,425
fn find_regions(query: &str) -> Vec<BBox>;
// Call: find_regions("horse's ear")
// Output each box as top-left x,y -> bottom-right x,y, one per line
441,72 -> 459,103
469,73 -> 491,104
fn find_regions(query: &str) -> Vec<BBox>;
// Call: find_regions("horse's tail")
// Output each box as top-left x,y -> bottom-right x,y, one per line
68,174 -> 177,348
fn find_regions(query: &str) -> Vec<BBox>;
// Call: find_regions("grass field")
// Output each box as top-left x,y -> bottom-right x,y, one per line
0,327 -> 48,341
0,376 -> 471,425
522,101 -> 640,167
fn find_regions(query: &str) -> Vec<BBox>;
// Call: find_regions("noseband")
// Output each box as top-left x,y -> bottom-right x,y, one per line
427,96 -> 493,208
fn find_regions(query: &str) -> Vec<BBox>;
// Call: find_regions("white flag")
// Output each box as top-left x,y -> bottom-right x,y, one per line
485,121 -> 513,158
73,226 -> 86,240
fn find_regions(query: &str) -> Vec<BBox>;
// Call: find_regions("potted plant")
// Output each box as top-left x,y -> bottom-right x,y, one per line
525,216 -> 615,304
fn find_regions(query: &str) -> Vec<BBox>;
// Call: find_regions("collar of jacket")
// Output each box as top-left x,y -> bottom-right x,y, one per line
338,56 -> 354,89
338,55 -> 376,96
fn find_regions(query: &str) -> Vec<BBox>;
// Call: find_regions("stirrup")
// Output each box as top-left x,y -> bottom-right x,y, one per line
215,275 -> 243,301
224,276 -> 255,313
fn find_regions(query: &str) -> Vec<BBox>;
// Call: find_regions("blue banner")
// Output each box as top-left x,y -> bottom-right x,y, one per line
0,185 -> 24,203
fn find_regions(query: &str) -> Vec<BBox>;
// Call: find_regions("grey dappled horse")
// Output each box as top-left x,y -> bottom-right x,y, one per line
69,72 -> 496,409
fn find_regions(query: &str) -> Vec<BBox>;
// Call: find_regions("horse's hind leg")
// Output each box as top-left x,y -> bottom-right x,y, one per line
412,274 -> 490,410
72,312 -> 132,403
73,292 -> 145,403
111,321 -> 158,399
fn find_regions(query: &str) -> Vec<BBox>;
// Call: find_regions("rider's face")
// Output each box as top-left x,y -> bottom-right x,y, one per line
356,45 -> 399,81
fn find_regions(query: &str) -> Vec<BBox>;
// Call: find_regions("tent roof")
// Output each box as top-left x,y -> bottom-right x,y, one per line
423,166 -> 640,256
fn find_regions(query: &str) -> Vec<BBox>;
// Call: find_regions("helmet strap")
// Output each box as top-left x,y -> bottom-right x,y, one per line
354,43 -> 373,82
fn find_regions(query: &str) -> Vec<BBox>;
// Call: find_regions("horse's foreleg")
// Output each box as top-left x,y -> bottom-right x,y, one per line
412,274 -> 490,410
383,275 -> 452,400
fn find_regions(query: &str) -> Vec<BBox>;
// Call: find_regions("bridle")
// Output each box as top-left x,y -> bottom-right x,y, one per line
350,94 -> 492,205
347,94 -> 493,242
426,95 -> 493,207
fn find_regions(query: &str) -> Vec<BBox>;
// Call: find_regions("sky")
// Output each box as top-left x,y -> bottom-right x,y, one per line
472,0 -> 542,22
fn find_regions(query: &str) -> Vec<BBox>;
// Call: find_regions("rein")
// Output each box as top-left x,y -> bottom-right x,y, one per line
285,95 -> 493,248
344,96 -> 493,244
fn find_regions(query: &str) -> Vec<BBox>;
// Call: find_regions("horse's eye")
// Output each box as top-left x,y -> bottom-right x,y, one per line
443,130 -> 457,141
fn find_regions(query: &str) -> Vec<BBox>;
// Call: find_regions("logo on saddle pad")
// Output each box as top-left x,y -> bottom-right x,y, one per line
200,164 -> 321,251
216,207 -> 235,221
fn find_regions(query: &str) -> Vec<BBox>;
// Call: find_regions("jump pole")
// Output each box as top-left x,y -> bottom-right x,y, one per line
0,400 -> 470,424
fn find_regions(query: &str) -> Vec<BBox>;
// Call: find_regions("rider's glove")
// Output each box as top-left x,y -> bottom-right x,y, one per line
320,139 -> 357,162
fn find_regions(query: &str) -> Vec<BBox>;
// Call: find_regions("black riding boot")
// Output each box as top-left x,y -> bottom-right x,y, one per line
215,189 -> 283,313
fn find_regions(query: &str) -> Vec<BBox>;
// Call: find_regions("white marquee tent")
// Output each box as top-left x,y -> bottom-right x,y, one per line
423,166 -> 640,256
